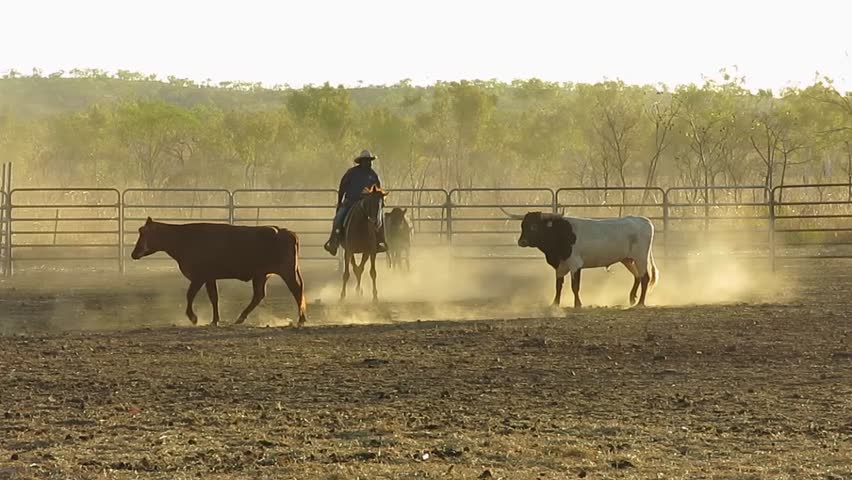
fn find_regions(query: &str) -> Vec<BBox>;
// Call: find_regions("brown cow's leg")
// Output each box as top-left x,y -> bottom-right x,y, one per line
236,275 -> 267,324
370,253 -> 378,303
205,280 -> 220,326
571,270 -> 582,309
281,267 -> 308,327
553,275 -> 564,307
637,272 -> 650,307
185,280 -> 203,325
340,251 -> 351,301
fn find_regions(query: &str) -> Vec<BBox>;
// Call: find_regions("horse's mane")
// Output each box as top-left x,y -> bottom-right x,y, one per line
361,184 -> 387,195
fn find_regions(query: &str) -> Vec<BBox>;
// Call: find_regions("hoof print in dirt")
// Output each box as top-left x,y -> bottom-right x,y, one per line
610,459 -> 634,469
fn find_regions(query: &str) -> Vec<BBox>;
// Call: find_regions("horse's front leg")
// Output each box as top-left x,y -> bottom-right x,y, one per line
355,253 -> 368,296
340,251 -> 351,301
370,253 -> 378,303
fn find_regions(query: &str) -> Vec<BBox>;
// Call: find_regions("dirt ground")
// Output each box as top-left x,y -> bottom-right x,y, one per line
0,258 -> 850,479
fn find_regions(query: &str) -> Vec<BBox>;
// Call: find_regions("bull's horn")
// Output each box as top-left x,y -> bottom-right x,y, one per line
499,207 -> 525,220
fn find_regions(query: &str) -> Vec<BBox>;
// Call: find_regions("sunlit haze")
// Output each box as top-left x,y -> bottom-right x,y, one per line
3,0 -> 850,90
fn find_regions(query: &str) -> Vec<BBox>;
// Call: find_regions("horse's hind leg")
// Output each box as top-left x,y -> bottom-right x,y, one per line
280,265 -> 308,327
185,280 -> 203,325
370,253 -> 378,303
205,280 -> 220,326
237,275 -> 267,324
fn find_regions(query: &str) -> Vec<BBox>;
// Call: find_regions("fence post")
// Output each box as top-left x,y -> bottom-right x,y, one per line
118,190 -> 125,273
5,191 -> 12,276
662,189 -> 670,260
769,186 -> 777,272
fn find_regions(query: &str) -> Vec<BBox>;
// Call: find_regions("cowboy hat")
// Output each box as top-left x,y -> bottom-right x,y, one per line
354,149 -> 377,163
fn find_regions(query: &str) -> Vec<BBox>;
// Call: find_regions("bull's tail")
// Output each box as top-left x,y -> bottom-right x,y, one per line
648,251 -> 659,290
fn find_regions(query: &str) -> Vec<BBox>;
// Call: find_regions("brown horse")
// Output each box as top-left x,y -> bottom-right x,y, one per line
340,185 -> 388,302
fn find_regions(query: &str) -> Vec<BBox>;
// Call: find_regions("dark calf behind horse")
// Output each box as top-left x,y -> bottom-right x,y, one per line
131,217 -> 307,326
384,207 -> 411,271
340,185 -> 388,302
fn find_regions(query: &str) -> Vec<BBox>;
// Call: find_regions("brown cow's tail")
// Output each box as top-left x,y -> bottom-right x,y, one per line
648,251 -> 659,290
280,229 -> 308,326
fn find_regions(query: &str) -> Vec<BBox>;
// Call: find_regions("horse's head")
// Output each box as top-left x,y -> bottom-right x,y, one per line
131,217 -> 164,259
360,185 -> 389,227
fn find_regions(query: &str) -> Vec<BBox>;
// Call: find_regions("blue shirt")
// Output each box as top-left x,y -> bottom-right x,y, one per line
338,164 -> 381,206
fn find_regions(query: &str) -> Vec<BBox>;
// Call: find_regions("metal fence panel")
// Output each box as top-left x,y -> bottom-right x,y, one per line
448,188 -> 555,260
384,188 -> 449,248
772,184 -> 852,262
121,189 -> 233,272
664,186 -> 772,259
9,188 -> 121,273
0,191 -> 8,276
232,189 -> 338,261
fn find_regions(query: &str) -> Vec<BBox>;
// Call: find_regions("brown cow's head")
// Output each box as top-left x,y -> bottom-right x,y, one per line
131,217 -> 162,260
361,185 -> 389,228
384,207 -> 408,230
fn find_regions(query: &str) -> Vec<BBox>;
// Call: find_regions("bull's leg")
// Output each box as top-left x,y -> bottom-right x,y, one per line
571,270 -> 582,309
236,275 -> 267,324
205,280 -> 220,326
637,272 -> 650,307
404,248 -> 411,272
280,266 -> 308,327
553,275 -> 564,307
622,259 -> 641,306
370,253 -> 378,303
185,280 -> 204,325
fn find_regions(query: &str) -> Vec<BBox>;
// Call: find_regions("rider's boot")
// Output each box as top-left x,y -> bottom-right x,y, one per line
324,228 -> 341,256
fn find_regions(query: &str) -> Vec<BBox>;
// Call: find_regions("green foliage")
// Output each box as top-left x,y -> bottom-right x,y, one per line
1,70 -> 851,192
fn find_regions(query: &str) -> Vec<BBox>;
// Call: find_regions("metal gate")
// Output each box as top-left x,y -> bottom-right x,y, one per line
231,189 -> 338,261
0,191 -> 8,277
8,188 -> 121,273
448,188 -> 555,259
121,189 -> 233,272
772,183 -> 852,266
664,186 -> 772,260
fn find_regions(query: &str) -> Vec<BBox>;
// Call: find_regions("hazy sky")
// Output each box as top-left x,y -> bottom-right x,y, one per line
3,0 -> 850,91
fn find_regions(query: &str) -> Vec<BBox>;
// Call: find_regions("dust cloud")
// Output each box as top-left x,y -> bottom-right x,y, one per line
0,232 -> 794,333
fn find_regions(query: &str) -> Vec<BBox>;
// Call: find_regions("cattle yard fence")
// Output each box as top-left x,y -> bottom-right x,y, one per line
2,184 -> 851,276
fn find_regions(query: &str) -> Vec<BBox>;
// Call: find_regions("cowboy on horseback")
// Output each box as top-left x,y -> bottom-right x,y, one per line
323,149 -> 388,256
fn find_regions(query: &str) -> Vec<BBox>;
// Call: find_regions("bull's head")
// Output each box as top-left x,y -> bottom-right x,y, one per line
130,217 -> 161,260
502,209 -> 573,252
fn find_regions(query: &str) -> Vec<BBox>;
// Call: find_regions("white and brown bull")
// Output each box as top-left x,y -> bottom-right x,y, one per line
503,210 -> 659,308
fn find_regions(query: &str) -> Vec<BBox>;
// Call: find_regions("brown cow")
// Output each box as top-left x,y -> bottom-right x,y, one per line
384,207 -> 411,271
130,217 -> 307,326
